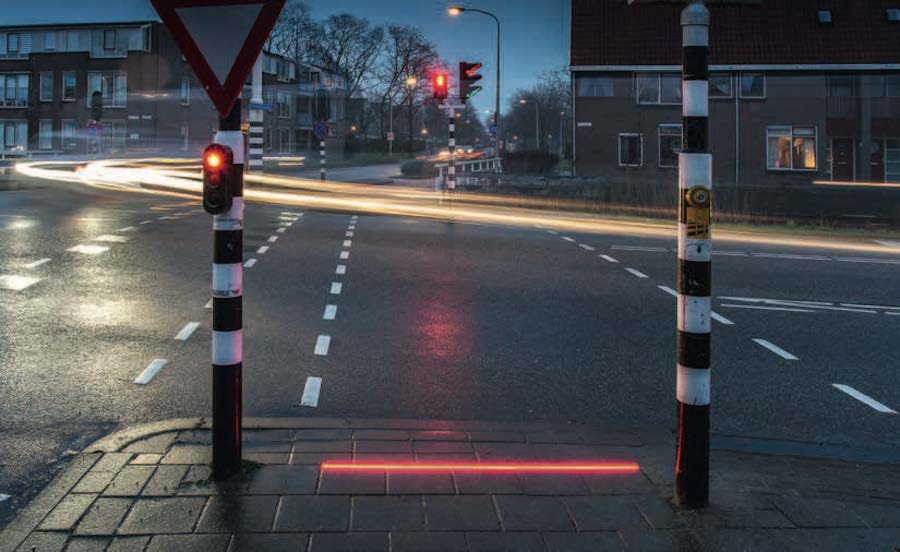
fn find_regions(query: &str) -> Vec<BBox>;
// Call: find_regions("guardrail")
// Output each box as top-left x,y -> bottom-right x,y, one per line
433,157 -> 502,190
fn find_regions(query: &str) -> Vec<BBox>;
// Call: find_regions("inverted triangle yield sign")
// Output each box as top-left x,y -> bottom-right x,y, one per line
151,0 -> 286,116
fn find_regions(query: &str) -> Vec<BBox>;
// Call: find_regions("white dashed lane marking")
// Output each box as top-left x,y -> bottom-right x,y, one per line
625,268 -> 649,279
175,322 -> 200,341
561,236 -> 575,242
140,220 -> 153,225
599,255 -> 619,264
205,300 -> 213,309
658,286 -> 678,298
336,265 -> 347,275
244,259 -> 257,268
330,282 -> 342,295
301,377 -> 323,407
93,235 -> 130,243
753,339 -> 799,361
710,312 -> 735,326
25,258 -> 51,269
118,226 -> 136,232
340,251 -> 350,260
257,246 -> 269,254
832,384 -> 897,414
0,275 -> 41,291
346,231 -> 354,237
343,240 -> 352,248
323,305 -> 337,320
578,244 -> 595,251
134,359 -> 168,385
68,245 -> 109,255
268,236 -> 278,243
277,227 -> 286,234
314,336 -> 331,356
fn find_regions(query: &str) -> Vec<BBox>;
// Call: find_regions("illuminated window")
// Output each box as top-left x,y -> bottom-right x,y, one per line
658,124 -> 682,168
767,126 -> 816,171
618,133 -> 642,167
87,72 -> 127,107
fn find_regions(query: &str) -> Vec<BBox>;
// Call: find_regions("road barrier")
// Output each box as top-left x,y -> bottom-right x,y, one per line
435,157 -> 502,189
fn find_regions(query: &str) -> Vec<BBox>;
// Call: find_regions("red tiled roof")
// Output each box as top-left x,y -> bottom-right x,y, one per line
572,0 -> 900,67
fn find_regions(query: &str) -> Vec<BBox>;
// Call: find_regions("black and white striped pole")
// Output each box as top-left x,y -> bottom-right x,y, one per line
448,112 -> 456,191
204,101 -> 244,480
320,140 -> 326,182
676,0 -> 712,508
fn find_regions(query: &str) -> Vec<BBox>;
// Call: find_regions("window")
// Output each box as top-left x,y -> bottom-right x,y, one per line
44,31 -> 57,50
1,120 -> 28,151
180,77 -> 190,105
886,140 -> 900,181
279,128 -> 291,153
829,76 -> 855,97
277,93 -> 291,118
87,72 -> 127,107
62,72 -> 76,101
103,30 -> 116,51
709,73 -> 732,98
659,124 -> 682,168
636,73 -> 681,104
618,133 -> 642,167
180,122 -> 190,151
767,126 -> 817,170
0,74 -> 29,107
62,120 -> 77,149
39,120 -> 53,149
576,76 -> 615,97
887,76 -> 900,97
818,10 -> 832,24
740,72 -> 766,98
40,72 -> 53,102
7,33 -> 19,53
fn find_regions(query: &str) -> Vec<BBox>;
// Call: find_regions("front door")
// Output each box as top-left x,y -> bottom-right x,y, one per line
870,140 -> 885,183
832,138 -> 854,181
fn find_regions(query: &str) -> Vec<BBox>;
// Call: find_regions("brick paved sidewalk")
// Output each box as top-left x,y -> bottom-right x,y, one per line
1,417 -> 898,552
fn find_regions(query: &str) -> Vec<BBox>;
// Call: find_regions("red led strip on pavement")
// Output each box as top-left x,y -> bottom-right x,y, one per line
320,462 -> 640,474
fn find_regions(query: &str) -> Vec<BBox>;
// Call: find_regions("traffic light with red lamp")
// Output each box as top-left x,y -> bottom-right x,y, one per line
459,62 -> 483,104
433,72 -> 449,101
202,144 -> 236,215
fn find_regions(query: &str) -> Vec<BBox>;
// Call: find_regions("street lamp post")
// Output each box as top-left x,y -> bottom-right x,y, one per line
520,99 -> 540,151
449,7 -> 501,159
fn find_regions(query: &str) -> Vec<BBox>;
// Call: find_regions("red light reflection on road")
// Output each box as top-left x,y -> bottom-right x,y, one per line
320,461 -> 640,474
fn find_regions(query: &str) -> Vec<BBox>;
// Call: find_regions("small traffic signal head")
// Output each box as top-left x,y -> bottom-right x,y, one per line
202,144 -> 235,215
433,72 -> 449,101
459,61 -> 483,105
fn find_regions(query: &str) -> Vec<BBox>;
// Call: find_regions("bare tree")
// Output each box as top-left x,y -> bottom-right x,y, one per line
502,66 -> 572,154
305,14 -> 384,100
267,0 -> 316,65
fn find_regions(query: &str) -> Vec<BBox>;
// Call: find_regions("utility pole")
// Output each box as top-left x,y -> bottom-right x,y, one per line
448,111 -> 456,191
248,54 -> 264,172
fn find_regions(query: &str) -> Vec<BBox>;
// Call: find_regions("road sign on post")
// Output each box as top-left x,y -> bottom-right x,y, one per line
150,0 -> 286,481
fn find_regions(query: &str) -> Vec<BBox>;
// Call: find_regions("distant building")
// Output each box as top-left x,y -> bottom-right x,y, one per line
0,15 -> 346,158
570,1 -> 900,187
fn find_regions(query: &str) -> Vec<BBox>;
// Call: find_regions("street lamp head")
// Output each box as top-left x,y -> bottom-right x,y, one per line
421,128 -> 428,135
519,99 -> 527,104
405,76 -> 418,87
448,7 -> 464,16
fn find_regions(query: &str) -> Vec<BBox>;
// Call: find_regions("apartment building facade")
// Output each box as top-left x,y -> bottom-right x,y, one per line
571,0 -> 900,189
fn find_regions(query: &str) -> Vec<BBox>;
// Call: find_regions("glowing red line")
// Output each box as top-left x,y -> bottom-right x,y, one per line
320,461 -> 640,473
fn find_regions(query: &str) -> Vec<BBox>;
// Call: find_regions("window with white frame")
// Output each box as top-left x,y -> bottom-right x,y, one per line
62,71 -> 76,101
636,73 -> 681,105
40,72 -> 53,102
62,120 -> 77,149
180,77 -> 190,106
618,133 -> 643,167
658,124 -> 682,168
709,73 -> 732,98
279,128 -> 290,153
277,93 -> 291,118
44,31 -> 57,50
87,72 -> 127,107
576,76 -> 615,97
103,30 -> 116,51
767,126 -> 817,170
740,72 -> 766,98
39,120 -> 53,149
0,74 -> 29,107
1,120 -> 28,151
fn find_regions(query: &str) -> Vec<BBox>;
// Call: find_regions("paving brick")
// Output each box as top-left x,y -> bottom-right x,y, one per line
352,453 -> 415,463
633,496 -> 684,530
230,533 -> 308,552
13,531 -> 67,552
174,430 -> 211,445
416,453 -> 479,463
103,466 -> 154,497
243,429 -> 294,442
473,443 -> 535,462
844,499 -> 900,528
106,536 -> 151,552
243,452 -> 290,464
195,495 -> 278,533
453,473 -> 522,495
354,441 -> 413,454
142,466 -> 188,496
145,534 -> 230,552
424,496 -> 500,531
243,441 -> 292,453
292,440 -> 353,453
72,471 -> 117,494
411,431 -> 468,442
351,496 -> 425,531
159,446 -> 211,465
519,474 -> 590,495
247,466 -> 318,494
526,432 -> 586,444
529,444 -> 602,461
308,532 -> 388,552
92,454 -> 133,473
465,531 -> 546,551
318,471 -> 385,495
773,496 -> 866,528
63,537 -> 111,551
353,430 -> 410,441
388,472 -> 455,495
391,531 -> 467,551
123,434 -> 177,455
494,496 -> 574,531
563,496 -> 648,530
292,452 -> 351,465
37,493 -> 97,531
413,441 -> 473,454
275,496 -> 350,532
74,498 -> 133,536
582,473 -> 655,495
467,432 -> 526,443
543,532 -> 625,551
129,454 -> 163,465
618,529 -> 703,551
293,429 -> 353,441
117,497 -> 207,534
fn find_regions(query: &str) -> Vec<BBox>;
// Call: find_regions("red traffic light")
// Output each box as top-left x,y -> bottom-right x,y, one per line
204,144 -> 232,174
202,144 -> 235,215
433,72 -> 449,101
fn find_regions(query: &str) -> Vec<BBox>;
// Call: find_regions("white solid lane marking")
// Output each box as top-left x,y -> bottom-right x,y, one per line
710,312 -> 735,326
277,227 -> 286,234
721,304 -> 815,314
140,220 -> 153,225
840,303 -> 900,311
68,245 -> 109,255
888,312 -> 900,316
658,285 -> 678,298
834,257 -> 900,265
343,240 -> 352,248
875,240 -> 900,249
599,254 -> 619,264
753,339 -> 799,360
612,245 -> 668,252
244,259 -> 257,268
720,296 -> 831,306
330,282 -> 343,295
118,226 -> 136,232
301,377 -> 323,407
315,335 -> 331,356
625,268 -> 649,279
25,258 -> 51,269
561,236 -> 575,242
340,251 -> 350,260
175,322 -> 200,341
336,265 -> 347,275
578,244 -> 595,251
832,384 -> 897,414
752,253 -> 830,261
93,235 -> 130,243
0,275 -> 41,291
257,246 -> 269,254
547,229 -> 558,235
713,251 -> 749,257
134,359 -> 168,385
323,305 -> 337,320
205,299 -> 213,309
346,231 -> 354,237
268,236 -> 278,243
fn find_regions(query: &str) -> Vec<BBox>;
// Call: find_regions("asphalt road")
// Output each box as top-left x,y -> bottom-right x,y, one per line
1,169 -> 898,525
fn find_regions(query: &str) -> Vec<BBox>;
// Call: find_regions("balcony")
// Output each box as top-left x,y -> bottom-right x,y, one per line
872,97 -> 900,119
826,96 -> 856,119
0,98 -> 28,109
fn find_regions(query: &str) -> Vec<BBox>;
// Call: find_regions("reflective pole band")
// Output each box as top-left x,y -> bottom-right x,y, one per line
448,115 -> 456,190
320,140 -> 326,182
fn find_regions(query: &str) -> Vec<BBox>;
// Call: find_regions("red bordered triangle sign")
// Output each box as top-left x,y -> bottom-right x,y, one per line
150,0 -> 286,116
